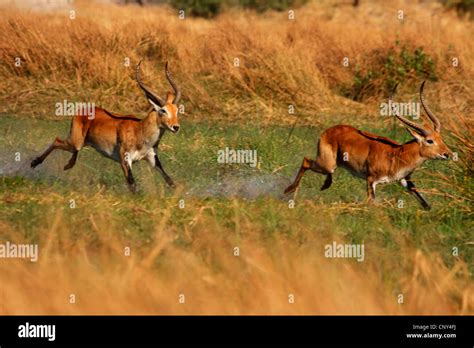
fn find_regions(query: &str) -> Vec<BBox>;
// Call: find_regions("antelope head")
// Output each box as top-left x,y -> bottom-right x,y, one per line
390,82 -> 452,160
136,61 -> 181,133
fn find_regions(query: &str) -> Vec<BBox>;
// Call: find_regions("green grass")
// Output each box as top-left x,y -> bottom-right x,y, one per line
0,114 -> 472,276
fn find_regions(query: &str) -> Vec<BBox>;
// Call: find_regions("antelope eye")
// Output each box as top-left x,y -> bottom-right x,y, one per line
158,109 -> 166,116
426,139 -> 434,144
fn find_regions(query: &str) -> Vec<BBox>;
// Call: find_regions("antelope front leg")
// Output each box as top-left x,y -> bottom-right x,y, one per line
155,154 -> 175,188
146,149 -> 175,188
120,149 -> 137,193
366,177 -> 376,203
400,178 -> 431,210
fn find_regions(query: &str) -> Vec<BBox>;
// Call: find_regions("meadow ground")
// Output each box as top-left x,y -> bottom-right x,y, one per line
0,0 -> 473,314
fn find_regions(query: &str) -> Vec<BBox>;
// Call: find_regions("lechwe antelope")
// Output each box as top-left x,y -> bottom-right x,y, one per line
284,82 -> 452,209
31,61 -> 181,192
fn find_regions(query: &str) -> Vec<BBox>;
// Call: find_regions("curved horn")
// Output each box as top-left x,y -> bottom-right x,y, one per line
390,84 -> 429,137
165,61 -> 181,104
136,60 -> 165,107
420,81 -> 441,132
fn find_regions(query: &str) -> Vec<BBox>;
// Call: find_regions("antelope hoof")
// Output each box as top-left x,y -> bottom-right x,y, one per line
166,178 -> 176,188
64,163 -> 74,171
31,158 -> 41,168
320,182 -> 331,191
365,197 -> 375,205
128,184 -> 137,193
422,202 -> 431,211
283,185 -> 295,195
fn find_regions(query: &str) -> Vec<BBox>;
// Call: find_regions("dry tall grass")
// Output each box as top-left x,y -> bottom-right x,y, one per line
0,0 -> 473,126
1,204 -> 472,315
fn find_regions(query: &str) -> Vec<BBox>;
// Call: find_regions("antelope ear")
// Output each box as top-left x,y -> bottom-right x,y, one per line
147,98 -> 161,111
166,91 -> 174,104
406,127 -> 424,143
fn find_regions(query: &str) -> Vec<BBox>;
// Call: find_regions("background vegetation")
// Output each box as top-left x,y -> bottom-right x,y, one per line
169,0 -> 308,18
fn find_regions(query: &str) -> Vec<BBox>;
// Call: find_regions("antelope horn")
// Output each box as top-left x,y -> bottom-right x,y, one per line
165,61 -> 181,104
136,60 -> 165,107
420,81 -> 441,132
390,84 -> 429,137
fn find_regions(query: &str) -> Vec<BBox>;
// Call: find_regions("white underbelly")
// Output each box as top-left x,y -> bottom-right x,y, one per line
126,148 -> 155,168
129,149 -> 148,162
374,176 -> 391,185
86,142 -> 154,166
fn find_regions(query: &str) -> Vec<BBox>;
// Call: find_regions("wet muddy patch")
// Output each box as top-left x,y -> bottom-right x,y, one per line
1,146 -> 294,201
186,172 -> 292,200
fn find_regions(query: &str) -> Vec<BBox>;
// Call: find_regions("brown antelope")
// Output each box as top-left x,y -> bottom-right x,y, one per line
284,82 -> 452,209
31,61 -> 181,192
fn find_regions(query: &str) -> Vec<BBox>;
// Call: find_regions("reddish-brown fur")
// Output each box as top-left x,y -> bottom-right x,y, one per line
284,84 -> 452,209
31,63 -> 181,191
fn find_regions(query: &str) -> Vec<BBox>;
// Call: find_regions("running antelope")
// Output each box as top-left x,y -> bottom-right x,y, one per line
284,82 -> 452,209
31,61 -> 181,191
